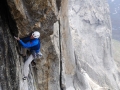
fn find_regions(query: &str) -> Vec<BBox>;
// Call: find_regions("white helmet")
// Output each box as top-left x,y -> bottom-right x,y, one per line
32,31 -> 40,38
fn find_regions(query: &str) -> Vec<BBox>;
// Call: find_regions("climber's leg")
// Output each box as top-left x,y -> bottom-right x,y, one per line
23,54 -> 34,79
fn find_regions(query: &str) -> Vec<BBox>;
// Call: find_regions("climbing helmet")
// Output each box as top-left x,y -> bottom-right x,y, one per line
32,31 -> 40,38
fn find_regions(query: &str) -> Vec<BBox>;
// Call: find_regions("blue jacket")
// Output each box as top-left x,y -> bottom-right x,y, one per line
19,36 -> 40,53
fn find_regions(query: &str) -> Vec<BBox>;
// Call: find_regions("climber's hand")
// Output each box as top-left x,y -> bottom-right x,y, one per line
14,36 -> 20,41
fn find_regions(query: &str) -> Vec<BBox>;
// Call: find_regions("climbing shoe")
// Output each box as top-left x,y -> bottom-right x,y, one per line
31,60 -> 36,67
22,77 -> 27,80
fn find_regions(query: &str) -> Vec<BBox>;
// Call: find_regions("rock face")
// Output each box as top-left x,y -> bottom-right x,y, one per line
68,0 -> 120,90
0,0 -> 120,90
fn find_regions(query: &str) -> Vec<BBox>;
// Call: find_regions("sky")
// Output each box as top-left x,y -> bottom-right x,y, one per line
111,0 -> 114,2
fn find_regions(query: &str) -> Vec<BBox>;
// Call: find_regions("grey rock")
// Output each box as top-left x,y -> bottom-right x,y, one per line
68,0 -> 120,90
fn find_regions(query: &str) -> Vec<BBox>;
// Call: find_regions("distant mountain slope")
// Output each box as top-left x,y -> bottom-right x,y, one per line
112,39 -> 120,69
108,0 -> 120,41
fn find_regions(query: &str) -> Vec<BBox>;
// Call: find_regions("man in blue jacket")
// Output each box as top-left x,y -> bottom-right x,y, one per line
14,31 -> 42,80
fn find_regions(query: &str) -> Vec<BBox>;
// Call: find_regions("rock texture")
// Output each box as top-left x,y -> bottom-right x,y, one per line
0,0 -> 120,90
68,0 -> 120,90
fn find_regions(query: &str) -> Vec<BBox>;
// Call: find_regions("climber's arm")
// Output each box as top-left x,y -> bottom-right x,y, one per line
19,40 -> 38,48
20,36 -> 30,42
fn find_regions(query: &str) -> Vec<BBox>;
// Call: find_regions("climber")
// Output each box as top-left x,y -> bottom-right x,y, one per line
14,31 -> 42,80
